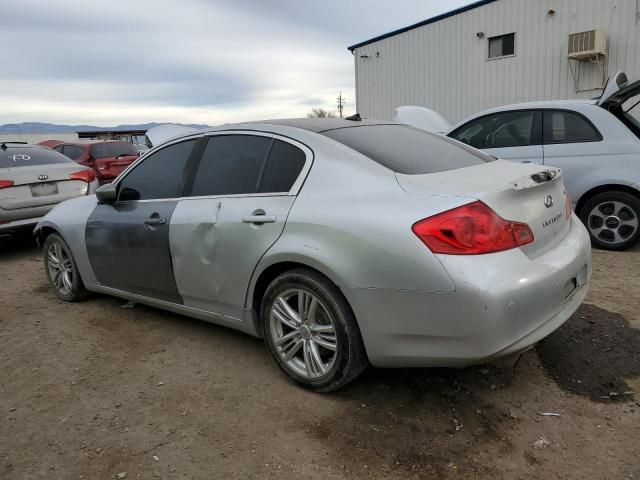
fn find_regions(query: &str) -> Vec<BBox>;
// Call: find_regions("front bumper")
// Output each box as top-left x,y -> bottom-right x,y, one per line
0,216 -> 43,234
343,216 -> 592,368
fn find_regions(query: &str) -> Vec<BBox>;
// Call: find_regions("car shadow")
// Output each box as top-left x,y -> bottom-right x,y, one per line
0,232 -> 38,260
537,303 -> 640,402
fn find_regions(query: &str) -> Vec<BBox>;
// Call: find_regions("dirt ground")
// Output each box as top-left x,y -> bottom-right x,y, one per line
1,239 -> 639,480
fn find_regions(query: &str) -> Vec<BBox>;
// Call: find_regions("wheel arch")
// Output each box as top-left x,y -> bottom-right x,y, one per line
247,257 -> 350,339
34,222 -> 64,249
575,184 -> 640,216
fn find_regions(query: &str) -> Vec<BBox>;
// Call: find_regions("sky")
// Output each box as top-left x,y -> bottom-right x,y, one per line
0,0 -> 473,126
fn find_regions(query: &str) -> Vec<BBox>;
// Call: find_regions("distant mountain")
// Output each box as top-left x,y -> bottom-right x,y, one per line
0,122 -> 210,133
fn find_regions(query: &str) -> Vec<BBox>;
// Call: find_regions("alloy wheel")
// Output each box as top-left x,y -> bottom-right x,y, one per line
268,288 -> 338,379
47,241 -> 74,296
587,200 -> 638,247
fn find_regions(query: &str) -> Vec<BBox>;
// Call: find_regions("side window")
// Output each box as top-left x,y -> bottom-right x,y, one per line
62,145 -> 83,160
450,111 -> 538,149
258,140 -> 306,193
488,33 -> 515,59
543,110 -> 602,144
190,135 -> 271,196
53,145 -> 64,153
118,139 -> 197,201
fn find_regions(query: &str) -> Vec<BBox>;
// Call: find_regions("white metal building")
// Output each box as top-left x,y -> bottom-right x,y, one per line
349,0 -> 640,124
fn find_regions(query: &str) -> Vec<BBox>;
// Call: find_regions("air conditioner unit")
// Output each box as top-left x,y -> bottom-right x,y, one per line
568,30 -> 607,59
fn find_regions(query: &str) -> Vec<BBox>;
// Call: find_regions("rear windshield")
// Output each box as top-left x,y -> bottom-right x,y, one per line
90,142 -> 137,159
322,124 -> 493,175
1,146 -> 72,168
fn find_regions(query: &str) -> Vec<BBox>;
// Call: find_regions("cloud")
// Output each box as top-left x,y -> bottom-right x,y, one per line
0,0 -> 473,126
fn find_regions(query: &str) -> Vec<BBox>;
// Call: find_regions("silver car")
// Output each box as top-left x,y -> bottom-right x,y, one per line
35,119 -> 591,392
0,142 -> 98,241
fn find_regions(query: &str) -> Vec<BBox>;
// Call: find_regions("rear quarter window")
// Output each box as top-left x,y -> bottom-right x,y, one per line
1,147 -> 72,168
321,125 -> 492,175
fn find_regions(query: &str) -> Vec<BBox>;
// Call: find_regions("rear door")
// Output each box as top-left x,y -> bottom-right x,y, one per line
540,109 -> 605,201
170,132 -> 310,319
85,138 -> 201,303
449,110 -> 543,163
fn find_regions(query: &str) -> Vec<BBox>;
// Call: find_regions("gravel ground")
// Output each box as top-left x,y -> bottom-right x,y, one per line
1,239 -> 639,479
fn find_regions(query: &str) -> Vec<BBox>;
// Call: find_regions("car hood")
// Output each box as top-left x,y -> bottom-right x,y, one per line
392,106 -> 452,133
145,124 -> 200,148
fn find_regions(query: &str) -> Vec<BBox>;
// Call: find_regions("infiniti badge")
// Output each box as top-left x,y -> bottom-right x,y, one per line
37,174 -> 49,181
544,195 -> 554,208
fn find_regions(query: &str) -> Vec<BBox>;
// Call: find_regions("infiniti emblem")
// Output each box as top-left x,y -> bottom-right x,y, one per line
37,174 -> 49,181
544,195 -> 554,208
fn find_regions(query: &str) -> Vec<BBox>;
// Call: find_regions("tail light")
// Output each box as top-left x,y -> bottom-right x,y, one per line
565,191 -> 572,220
0,180 -> 14,189
412,201 -> 534,255
69,169 -> 95,183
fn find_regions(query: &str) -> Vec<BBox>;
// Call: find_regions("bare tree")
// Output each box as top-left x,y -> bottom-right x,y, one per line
307,108 -> 337,118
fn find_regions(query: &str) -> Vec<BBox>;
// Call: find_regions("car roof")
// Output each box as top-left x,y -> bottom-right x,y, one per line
449,99 -> 600,130
214,118 -> 396,134
472,99 -> 597,115
0,142 -> 52,151
62,140 -> 131,145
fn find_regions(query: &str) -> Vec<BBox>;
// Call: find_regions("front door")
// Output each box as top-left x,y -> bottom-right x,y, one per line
86,201 -> 181,303
170,133 -> 310,319
85,138 -> 201,303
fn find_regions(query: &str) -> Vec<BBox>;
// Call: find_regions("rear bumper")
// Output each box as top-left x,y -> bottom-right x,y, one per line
343,216 -> 591,368
0,204 -> 56,225
0,216 -> 42,234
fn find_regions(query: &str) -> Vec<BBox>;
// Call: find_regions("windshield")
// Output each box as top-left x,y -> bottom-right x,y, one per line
90,142 -> 137,159
321,125 -> 493,175
0,146 -> 72,168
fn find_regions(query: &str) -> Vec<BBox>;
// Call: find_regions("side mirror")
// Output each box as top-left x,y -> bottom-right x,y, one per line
96,183 -> 117,204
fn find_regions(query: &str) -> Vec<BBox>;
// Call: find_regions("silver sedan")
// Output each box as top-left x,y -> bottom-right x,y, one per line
1,142 -> 97,242
35,119 -> 592,392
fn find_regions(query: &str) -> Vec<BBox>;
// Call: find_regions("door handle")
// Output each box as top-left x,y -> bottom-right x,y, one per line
242,213 -> 276,224
144,217 -> 167,226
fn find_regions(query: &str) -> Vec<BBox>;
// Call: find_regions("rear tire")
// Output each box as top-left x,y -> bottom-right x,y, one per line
43,233 -> 89,302
578,191 -> 640,251
261,268 -> 368,392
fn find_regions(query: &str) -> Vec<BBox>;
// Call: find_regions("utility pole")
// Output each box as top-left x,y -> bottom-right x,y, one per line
337,92 -> 345,118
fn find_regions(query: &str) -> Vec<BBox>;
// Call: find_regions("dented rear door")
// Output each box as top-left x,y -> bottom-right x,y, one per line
170,196 -> 294,319
169,132 -> 310,320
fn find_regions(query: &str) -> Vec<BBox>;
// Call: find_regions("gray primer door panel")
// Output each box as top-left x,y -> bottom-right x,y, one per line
86,201 -> 182,304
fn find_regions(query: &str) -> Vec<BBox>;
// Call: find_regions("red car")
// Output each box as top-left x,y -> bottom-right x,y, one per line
38,139 -> 65,149
52,140 -> 139,184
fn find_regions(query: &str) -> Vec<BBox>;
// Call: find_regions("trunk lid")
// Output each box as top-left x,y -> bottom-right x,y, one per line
94,154 -> 138,182
396,160 -> 570,257
0,163 -> 91,212
597,71 -> 640,108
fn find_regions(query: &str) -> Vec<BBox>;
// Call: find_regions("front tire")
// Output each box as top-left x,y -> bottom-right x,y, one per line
261,268 -> 368,392
43,233 -> 89,302
578,191 -> 640,251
